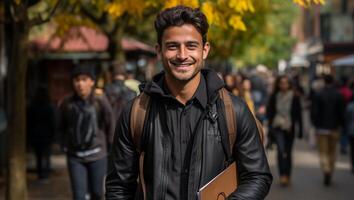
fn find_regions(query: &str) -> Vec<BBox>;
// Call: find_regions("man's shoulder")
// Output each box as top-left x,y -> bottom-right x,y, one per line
227,92 -> 248,108
58,94 -> 74,107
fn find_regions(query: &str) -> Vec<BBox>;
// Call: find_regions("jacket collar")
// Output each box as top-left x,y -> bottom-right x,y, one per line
141,68 -> 225,106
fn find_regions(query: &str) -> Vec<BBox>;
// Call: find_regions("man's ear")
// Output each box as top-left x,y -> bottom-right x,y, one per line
155,43 -> 162,59
202,42 -> 210,60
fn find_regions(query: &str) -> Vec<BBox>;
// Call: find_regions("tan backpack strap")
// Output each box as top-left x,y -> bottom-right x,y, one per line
219,88 -> 237,152
130,92 -> 150,200
130,92 -> 150,152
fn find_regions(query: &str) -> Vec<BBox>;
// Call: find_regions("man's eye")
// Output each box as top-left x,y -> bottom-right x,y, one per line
166,45 -> 178,50
187,45 -> 198,50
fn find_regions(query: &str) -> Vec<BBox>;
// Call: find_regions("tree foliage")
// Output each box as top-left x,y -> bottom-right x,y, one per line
28,0 -> 325,62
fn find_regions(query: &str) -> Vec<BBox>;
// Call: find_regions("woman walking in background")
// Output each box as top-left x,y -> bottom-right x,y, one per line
266,75 -> 303,186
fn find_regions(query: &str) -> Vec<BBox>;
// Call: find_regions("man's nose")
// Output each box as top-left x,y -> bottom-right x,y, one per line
176,47 -> 188,60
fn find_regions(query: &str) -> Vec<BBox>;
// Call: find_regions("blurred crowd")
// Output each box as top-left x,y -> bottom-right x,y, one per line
26,63 -> 354,198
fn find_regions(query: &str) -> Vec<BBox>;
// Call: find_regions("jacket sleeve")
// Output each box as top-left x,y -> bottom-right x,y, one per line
229,97 -> 273,200
105,101 -> 139,200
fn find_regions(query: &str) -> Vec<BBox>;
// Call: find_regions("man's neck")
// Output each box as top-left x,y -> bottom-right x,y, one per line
165,73 -> 201,105
76,91 -> 92,101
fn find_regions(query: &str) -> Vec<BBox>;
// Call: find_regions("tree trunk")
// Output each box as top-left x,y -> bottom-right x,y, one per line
5,2 -> 29,200
107,26 -> 126,70
106,17 -> 128,73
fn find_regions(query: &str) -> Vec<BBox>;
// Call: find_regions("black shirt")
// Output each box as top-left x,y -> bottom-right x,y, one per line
159,76 -> 208,200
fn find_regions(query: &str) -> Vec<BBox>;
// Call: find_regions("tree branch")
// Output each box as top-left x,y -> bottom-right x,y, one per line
80,4 -> 107,25
110,13 -> 128,36
29,0 -> 62,27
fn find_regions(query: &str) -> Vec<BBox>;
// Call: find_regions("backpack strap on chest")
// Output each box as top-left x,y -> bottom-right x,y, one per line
130,92 -> 151,152
218,88 -> 237,152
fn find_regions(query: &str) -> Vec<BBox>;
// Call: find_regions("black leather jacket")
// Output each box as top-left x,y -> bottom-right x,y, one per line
311,85 -> 345,130
106,70 -> 272,200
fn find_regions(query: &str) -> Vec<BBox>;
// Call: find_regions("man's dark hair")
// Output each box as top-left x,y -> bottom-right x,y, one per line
71,64 -> 96,80
154,5 -> 209,45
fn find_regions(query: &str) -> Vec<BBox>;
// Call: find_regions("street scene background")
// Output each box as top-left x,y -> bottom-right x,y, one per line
1,0 -> 354,199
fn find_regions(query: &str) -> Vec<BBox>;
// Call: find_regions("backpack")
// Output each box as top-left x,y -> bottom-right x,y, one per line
66,99 -> 100,151
129,88 -> 264,198
130,88 -> 264,152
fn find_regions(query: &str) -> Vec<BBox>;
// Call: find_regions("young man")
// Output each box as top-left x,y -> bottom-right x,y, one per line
106,6 -> 272,200
104,67 -> 137,123
59,65 -> 114,200
311,75 -> 345,186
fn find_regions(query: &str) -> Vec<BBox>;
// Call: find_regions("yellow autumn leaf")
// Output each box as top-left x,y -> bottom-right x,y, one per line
228,15 -> 247,31
293,0 -> 325,7
123,0 -> 147,17
106,3 -> 124,18
201,1 -> 222,26
183,0 -> 200,8
164,0 -> 180,9
164,0 -> 199,9
229,0 -> 255,14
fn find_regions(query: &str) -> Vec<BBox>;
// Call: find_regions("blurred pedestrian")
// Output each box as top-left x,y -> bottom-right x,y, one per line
242,77 -> 255,114
124,69 -> 141,95
311,74 -> 345,186
338,76 -> 353,155
104,67 -> 136,123
224,73 -> 243,97
59,65 -> 114,200
249,73 -> 268,122
346,94 -> 354,174
27,86 -> 56,180
266,75 -> 303,186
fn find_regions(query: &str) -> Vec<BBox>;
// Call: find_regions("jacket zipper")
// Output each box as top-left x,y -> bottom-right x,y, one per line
160,135 -> 169,200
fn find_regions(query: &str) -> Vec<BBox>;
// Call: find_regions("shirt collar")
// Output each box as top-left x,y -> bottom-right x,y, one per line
159,74 -> 208,109
192,75 -> 208,109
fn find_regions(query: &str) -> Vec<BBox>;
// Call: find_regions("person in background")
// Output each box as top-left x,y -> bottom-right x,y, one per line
27,86 -> 56,180
104,67 -> 136,123
338,76 -> 353,155
224,73 -> 243,97
59,65 -> 114,200
345,84 -> 354,174
242,77 -> 255,114
124,69 -> 141,95
311,74 -> 345,186
266,75 -> 303,187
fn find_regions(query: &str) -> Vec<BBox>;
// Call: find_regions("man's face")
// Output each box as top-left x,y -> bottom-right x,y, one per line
279,77 -> 290,92
156,24 -> 210,83
72,74 -> 95,98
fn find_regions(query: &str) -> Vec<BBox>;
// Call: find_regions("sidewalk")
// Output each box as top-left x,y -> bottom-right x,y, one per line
266,139 -> 354,200
27,153 -> 71,200
1,139 -> 354,199
0,153 -> 71,200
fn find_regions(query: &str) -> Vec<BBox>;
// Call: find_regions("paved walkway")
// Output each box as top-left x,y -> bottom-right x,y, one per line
0,139 -> 353,199
266,139 -> 354,200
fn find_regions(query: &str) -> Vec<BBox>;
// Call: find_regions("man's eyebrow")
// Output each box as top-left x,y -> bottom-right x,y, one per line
165,41 -> 179,45
186,41 -> 200,45
164,40 -> 200,45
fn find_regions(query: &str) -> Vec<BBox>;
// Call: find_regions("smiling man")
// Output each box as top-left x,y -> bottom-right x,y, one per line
106,6 -> 272,200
